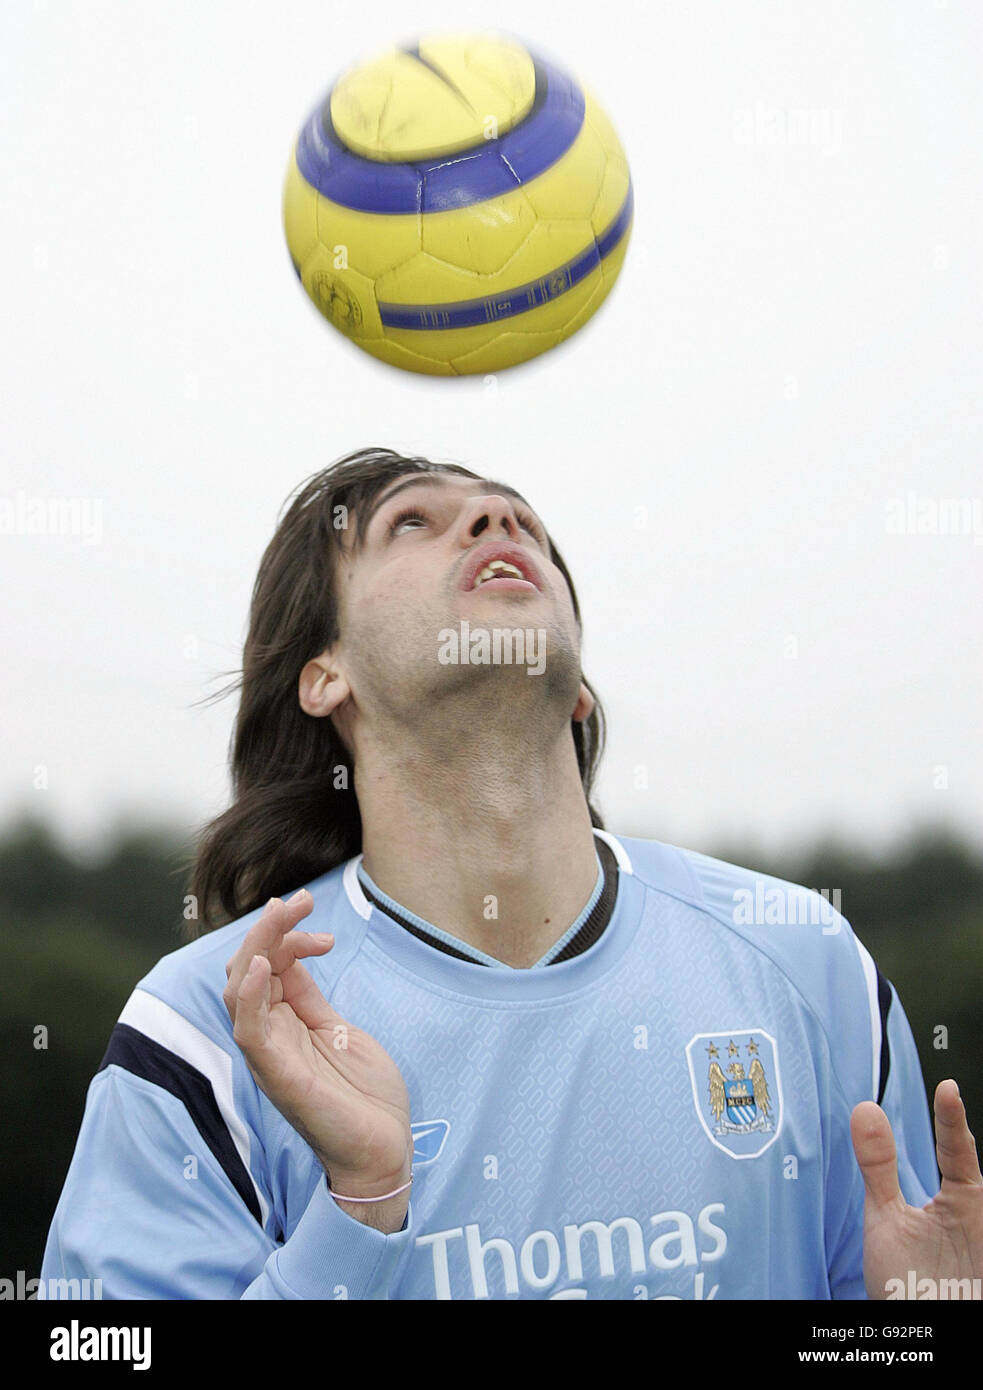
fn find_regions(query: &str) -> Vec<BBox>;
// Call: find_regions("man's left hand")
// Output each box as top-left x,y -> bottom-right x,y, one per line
852,1079 -> 983,1299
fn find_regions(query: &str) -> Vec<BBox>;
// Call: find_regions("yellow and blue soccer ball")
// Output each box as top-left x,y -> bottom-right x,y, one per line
282,31 -> 633,376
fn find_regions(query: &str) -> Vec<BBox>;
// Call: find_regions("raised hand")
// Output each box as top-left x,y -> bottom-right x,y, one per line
223,890 -> 413,1230
852,1079 -> 983,1299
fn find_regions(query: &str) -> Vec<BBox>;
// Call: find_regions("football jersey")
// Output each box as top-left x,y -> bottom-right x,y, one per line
40,829 -> 938,1300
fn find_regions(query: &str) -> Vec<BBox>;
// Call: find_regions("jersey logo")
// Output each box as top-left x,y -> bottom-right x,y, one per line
685,1030 -> 783,1159
410,1119 -> 451,1167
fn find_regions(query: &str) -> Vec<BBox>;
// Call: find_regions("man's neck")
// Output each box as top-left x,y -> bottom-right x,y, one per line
354,721 -> 599,969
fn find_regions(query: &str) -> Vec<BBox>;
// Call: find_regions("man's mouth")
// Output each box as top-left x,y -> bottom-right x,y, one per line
472,559 -> 530,588
460,543 -> 542,593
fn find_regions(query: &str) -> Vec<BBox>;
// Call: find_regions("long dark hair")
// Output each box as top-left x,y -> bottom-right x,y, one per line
186,447 -> 606,934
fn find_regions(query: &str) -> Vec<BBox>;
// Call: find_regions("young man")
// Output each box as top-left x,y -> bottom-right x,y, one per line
42,447 -> 982,1300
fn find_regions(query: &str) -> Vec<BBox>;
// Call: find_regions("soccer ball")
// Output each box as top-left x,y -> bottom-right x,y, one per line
282,31 -> 633,376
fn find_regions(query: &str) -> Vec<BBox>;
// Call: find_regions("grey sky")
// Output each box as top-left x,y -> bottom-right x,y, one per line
2,0 -> 980,862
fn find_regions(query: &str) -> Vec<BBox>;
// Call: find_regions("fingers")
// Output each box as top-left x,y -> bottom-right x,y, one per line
851,1101 -> 904,1213
231,953 -> 273,1058
223,891 -> 333,1025
934,1079 -> 983,1187
278,953 -> 345,1034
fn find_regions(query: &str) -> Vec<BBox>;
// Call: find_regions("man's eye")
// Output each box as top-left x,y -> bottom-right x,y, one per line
388,507 -> 428,536
516,509 -> 545,541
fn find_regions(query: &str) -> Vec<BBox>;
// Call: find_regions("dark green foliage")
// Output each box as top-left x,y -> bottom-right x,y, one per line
0,818 -> 193,1274
778,830 -> 983,1166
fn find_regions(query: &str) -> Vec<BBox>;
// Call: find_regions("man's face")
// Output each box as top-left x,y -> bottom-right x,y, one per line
320,471 -> 589,733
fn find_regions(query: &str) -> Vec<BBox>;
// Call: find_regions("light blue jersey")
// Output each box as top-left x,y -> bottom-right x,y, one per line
41,830 -> 938,1300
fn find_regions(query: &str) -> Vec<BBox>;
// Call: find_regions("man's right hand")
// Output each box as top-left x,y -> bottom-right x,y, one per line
223,890 -> 413,1233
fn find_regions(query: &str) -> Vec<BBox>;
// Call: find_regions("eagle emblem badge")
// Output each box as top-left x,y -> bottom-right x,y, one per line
685,1030 -> 783,1159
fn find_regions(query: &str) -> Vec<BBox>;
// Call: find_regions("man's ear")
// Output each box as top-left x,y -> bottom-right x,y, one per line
572,681 -> 595,723
299,652 -> 351,719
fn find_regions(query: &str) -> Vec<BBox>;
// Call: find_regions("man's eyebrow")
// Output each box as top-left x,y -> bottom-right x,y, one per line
361,475 -> 536,538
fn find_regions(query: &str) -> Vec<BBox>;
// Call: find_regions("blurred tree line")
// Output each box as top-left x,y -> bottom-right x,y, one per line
1,814 -> 981,1279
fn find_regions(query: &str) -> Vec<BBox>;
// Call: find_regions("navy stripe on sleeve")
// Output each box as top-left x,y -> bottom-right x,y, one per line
98,1022 -> 263,1225
875,969 -> 893,1106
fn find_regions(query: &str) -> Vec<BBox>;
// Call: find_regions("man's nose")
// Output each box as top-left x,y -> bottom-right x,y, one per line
461,496 -> 520,540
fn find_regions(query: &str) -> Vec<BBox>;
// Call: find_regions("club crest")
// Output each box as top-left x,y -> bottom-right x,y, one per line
685,1030 -> 783,1159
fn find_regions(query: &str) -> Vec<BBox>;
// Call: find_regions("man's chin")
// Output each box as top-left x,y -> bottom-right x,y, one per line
436,617 -> 571,682
422,621 -> 586,723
